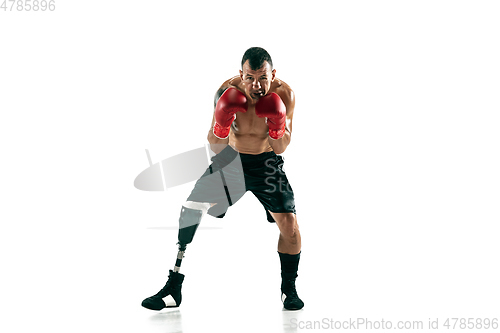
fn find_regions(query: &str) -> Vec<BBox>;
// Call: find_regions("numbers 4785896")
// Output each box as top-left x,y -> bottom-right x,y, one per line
443,318 -> 498,330
1,0 -> 56,11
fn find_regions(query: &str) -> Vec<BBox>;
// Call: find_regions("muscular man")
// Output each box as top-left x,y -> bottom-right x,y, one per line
141,47 -> 303,310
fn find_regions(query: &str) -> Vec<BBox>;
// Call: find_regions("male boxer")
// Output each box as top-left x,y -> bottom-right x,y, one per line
141,47 -> 303,310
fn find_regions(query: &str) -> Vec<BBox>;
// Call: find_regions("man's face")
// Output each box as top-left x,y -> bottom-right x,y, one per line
239,60 -> 276,100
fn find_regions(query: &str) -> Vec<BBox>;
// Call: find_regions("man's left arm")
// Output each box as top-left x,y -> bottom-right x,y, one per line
268,89 -> 294,154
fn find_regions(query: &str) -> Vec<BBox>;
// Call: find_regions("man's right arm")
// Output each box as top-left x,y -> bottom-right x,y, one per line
207,116 -> 230,154
207,85 -> 248,153
207,86 -> 229,153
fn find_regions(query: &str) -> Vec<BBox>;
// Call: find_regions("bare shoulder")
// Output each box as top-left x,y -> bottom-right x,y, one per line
273,78 -> 295,113
218,76 -> 242,90
214,76 -> 243,104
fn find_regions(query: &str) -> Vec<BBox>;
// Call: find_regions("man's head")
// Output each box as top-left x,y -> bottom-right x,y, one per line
239,47 -> 276,100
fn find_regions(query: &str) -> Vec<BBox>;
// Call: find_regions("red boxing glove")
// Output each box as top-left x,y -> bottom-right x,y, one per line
213,88 -> 248,139
255,93 -> 287,140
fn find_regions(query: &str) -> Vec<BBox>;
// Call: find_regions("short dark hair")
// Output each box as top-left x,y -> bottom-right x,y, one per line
241,47 -> 273,70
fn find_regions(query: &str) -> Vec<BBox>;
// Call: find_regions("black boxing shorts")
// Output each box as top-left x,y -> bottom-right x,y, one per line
186,145 -> 296,222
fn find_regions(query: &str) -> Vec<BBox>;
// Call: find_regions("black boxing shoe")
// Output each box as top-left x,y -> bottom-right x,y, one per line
141,270 -> 184,310
281,272 -> 304,310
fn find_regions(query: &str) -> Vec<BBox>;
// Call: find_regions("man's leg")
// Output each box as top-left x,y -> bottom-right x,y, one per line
141,201 -> 212,310
140,145 -> 244,310
271,212 -> 304,310
272,212 -> 301,254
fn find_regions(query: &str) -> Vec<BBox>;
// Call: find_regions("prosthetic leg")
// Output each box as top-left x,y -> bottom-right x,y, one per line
174,206 -> 203,270
141,203 -> 209,310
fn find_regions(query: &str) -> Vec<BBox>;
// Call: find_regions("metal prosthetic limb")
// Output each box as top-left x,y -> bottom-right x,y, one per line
173,206 -> 204,272
142,206 -> 205,310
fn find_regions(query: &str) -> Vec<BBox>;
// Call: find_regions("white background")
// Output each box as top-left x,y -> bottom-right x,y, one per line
1,1 -> 499,332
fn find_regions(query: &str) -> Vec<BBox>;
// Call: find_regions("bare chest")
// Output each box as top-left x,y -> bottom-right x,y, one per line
232,106 -> 269,136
